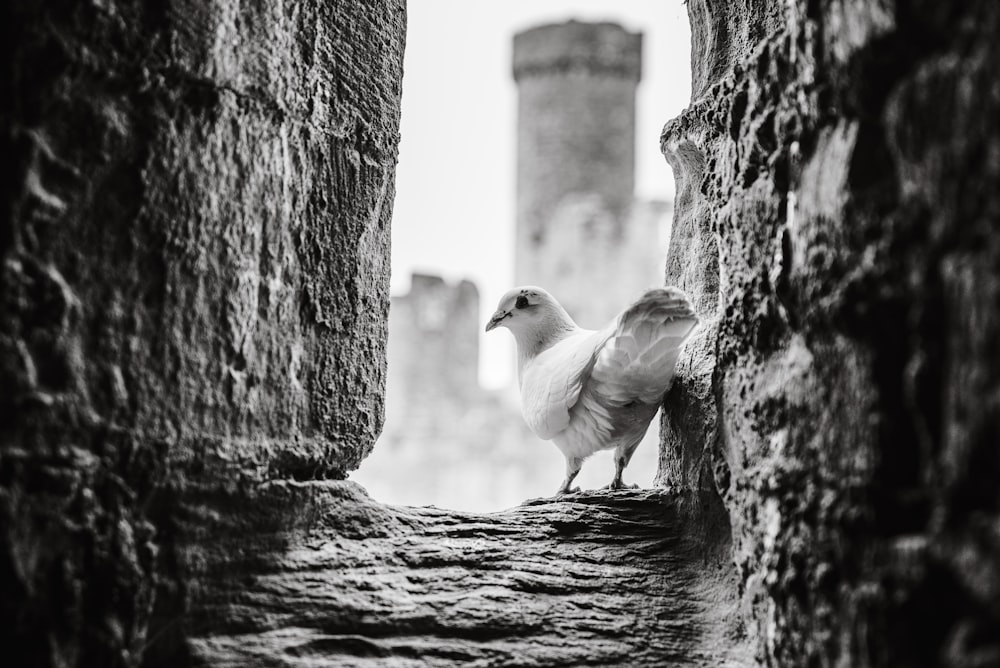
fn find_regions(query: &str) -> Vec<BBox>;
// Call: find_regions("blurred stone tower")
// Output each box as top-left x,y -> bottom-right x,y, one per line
513,20 -> 668,328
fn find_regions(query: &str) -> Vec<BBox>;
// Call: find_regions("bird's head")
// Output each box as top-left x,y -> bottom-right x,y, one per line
485,286 -> 576,344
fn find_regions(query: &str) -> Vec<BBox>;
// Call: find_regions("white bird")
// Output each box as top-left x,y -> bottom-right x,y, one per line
485,286 -> 698,495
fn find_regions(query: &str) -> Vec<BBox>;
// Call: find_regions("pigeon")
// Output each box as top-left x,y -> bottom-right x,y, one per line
485,286 -> 698,495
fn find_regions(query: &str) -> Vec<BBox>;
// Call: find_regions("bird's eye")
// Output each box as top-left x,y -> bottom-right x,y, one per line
515,296 -> 529,309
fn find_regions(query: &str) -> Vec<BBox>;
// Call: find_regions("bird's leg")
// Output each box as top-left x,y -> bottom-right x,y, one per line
605,441 -> 641,491
556,456 -> 584,496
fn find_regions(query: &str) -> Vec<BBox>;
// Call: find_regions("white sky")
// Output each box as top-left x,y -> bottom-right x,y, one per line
389,1 -> 692,389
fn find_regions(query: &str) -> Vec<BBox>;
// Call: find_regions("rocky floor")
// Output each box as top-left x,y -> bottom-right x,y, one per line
169,482 -> 750,667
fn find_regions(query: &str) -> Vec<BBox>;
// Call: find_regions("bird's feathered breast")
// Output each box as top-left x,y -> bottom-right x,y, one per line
520,328 -> 609,440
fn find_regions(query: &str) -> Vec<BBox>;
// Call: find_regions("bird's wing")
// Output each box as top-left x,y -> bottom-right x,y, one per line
521,288 -> 698,442
587,287 -> 699,407
550,289 -> 699,454
520,328 -> 612,440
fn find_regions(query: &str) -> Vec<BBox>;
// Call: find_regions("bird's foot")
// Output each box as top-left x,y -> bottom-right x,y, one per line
555,485 -> 581,496
603,480 -> 639,491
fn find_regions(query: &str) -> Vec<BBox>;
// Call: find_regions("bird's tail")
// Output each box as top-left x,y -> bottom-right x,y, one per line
602,287 -> 699,404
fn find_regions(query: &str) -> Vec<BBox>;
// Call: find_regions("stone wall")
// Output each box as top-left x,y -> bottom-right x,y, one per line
662,0 -> 1000,665
0,2 -> 405,666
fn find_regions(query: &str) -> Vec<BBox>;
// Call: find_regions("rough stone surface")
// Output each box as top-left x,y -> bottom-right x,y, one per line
662,0 -> 1000,665
1,2 -> 405,666
176,482 -> 750,667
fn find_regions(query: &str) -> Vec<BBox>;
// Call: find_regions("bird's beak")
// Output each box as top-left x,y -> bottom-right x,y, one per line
485,309 -> 511,332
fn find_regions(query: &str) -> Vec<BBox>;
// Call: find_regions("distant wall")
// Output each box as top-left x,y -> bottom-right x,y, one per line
0,2 -> 405,665
662,0 -> 1000,664
384,273 -> 479,434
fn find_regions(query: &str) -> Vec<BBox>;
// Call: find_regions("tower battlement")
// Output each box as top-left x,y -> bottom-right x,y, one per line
512,21 -> 642,82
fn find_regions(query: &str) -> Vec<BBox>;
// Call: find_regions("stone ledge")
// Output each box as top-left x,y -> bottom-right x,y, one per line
168,481 -> 750,667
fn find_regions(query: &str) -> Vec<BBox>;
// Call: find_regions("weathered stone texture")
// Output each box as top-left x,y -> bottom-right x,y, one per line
177,483 -> 749,667
662,0 -> 1000,665
1,2 -> 405,665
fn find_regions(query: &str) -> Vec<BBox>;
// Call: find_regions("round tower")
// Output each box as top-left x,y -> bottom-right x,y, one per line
512,21 -> 642,289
